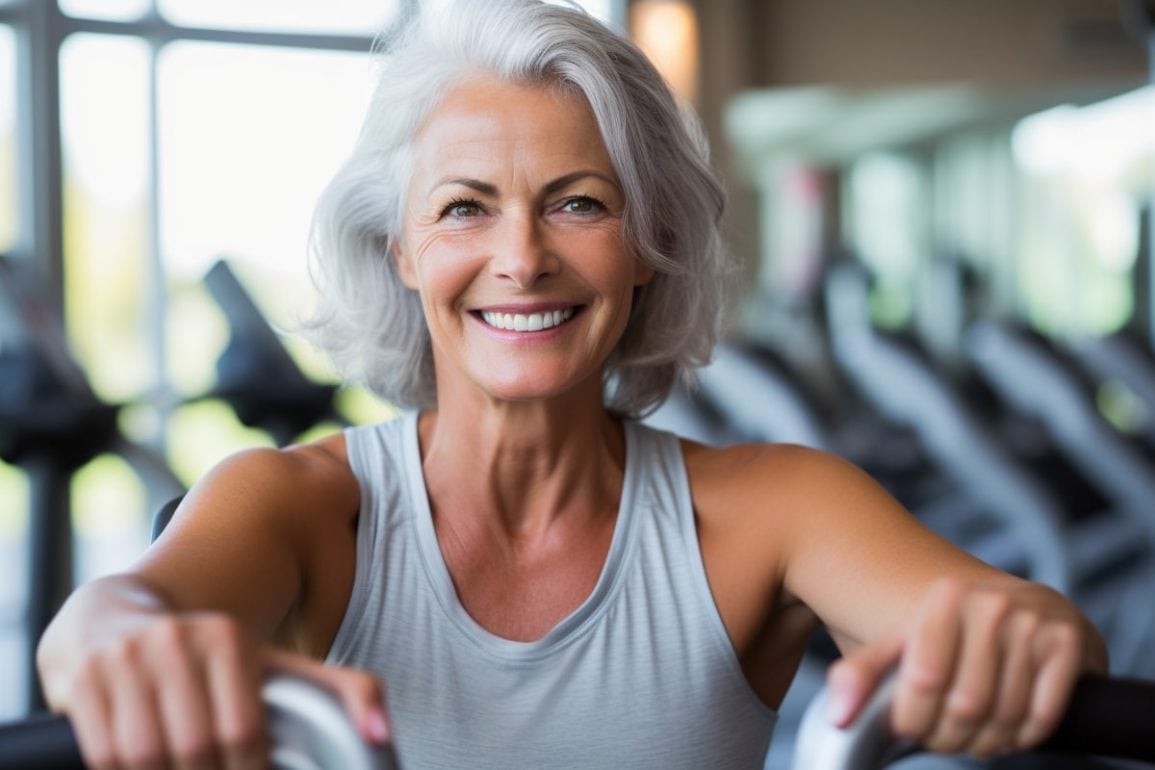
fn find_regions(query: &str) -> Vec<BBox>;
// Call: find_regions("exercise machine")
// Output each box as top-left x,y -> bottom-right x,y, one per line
0,673 -> 400,770
792,670 -> 1155,769
0,255 -> 185,713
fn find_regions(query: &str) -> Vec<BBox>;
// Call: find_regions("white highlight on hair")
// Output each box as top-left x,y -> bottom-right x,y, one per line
302,0 -> 731,416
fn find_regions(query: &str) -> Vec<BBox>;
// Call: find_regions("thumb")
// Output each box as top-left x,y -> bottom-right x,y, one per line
825,633 -> 902,728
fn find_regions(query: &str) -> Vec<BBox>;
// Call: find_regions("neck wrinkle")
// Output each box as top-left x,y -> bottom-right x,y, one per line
417,398 -> 626,543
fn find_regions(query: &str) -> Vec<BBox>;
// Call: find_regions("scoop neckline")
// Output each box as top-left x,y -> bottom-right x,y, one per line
401,411 -> 641,662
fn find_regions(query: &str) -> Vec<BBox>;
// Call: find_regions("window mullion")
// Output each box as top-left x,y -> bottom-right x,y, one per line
15,0 -> 66,306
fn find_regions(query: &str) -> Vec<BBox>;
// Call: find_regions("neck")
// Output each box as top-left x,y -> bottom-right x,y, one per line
417,381 -> 625,545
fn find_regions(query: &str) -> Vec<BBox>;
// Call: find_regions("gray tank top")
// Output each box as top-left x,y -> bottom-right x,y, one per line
326,412 -> 776,768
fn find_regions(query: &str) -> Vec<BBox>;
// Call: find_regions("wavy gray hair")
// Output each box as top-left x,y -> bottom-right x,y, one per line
303,0 -> 730,417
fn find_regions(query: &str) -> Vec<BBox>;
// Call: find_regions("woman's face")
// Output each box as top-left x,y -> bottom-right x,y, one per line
395,77 -> 652,406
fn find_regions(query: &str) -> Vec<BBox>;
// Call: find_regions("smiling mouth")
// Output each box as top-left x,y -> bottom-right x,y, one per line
477,307 -> 579,332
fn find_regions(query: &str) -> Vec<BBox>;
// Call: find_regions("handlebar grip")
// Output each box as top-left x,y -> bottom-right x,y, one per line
792,672 -> 1155,770
0,711 -> 80,769
0,675 -> 400,770
1039,673 -> 1155,760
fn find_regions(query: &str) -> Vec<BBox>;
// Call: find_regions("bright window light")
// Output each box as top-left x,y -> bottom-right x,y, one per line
158,0 -> 401,35
59,0 -> 151,22
59,34 -> 153,402
0,26 -> 14,254
157,42 -> 372,288
630,0 -> 698,103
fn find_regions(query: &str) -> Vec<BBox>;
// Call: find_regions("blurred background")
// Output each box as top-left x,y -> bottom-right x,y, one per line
0,0 -> 1153,765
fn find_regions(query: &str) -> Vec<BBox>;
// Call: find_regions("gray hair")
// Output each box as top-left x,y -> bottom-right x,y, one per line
303,0 -> 730,417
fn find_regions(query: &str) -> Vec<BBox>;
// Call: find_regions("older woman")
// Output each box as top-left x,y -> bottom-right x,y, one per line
39,1 -> 1105,768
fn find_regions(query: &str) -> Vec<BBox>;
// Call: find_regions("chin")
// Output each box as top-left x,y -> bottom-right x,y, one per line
478,372 -> 592,404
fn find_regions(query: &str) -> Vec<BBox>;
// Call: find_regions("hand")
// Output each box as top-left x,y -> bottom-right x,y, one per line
825,577 -> 1108,758
48,612 -> 390,770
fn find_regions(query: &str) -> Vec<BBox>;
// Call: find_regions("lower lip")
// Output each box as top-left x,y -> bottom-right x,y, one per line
472,313 -> 577,341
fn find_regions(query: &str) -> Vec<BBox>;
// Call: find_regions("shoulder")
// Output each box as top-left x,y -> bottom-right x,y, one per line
203,433 -> 356,508
166,431 -> 361,548
682,439 -> 875,525
680,439 -> 921,583
130,431 -> 364,641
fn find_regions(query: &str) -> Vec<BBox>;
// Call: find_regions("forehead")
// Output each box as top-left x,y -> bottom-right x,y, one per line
410,78 -> 615,180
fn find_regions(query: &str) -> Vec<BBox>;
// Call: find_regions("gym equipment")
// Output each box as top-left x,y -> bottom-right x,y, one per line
201,259 -> 341,447
1070,325 -> 1155,449
0,673 -> 400,770
964,321 -> 1155,675
0,255 -> 185,713
823,262 -> 1078,592
791,671 -> 1155,769
695,343 -> 833,450
643,381 -> 745,446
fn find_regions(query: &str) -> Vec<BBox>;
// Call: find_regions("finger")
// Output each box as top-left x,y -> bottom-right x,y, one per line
148,641 -> 218,770
924,593 -> 1008,754
266,651 -> 391,744
106,644 -> 168,770
67,663 -> 117,770
892,578 -> 964,741
200,622 -> 266,770
969,612 -> 1038,758
1015,624 -> 1083,749
825,633 -> 903,727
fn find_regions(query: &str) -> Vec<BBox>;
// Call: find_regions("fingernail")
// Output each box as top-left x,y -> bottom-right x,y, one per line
365,709 -> 392,744
826,688 -> 855,726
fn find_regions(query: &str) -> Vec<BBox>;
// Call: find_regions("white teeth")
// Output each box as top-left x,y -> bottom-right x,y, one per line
480,307 -> 576,332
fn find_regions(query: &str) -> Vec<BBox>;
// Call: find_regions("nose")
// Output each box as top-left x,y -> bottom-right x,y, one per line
488,209 -> 560,288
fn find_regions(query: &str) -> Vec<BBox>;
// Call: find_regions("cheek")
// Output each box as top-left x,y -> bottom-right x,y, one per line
413,245 -> 483,313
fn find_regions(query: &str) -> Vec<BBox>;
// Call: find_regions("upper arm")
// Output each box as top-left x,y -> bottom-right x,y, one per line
774,447 -> 1013,648
694,443 -> 1013,652
128,439 -> 360,643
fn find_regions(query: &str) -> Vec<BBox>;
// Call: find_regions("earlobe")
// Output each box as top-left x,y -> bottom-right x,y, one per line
634,261 -> 655,287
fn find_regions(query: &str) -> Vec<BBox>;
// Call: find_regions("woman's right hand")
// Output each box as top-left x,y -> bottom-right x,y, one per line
42,608 -> 390,770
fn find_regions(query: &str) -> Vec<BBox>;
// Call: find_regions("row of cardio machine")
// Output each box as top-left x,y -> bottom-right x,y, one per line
645,259 -> 1155,768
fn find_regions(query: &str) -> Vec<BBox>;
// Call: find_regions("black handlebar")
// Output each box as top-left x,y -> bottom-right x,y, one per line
792,672 -> 1155,769
1039,673 -> 1155,759
0,676 -> 400,770
0,710 -> 80,769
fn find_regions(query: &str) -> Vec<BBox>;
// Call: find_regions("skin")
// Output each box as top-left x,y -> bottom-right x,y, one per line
37,78 -> 1107,770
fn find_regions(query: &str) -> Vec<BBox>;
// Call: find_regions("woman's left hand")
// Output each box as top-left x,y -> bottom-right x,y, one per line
824,576 -> 1109,758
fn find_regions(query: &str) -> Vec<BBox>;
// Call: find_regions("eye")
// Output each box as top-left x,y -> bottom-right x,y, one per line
559,196 -> 606,215
441,198 -> 484,219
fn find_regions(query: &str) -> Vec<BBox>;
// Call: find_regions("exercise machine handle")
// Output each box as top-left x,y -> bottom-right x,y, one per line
791,671 -> 1155,769
0,674 -> 400,770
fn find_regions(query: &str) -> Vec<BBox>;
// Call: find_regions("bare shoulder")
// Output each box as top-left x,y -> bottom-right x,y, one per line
681,439 -> 876,534
132,431 -> 361,642
187,432 -> 358,520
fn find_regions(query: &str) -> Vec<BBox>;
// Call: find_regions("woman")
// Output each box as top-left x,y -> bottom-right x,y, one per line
39,1 -> 1106,768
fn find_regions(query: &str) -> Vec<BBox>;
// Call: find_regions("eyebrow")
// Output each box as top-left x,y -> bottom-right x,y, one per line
428,170 -> 619,198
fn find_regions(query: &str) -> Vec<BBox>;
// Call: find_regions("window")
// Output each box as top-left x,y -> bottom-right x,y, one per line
157,41 -> 378,478
159,0 -> 400,35
59,0 -> 149,21
0,26 -> 14,254
1012,87 -> 1155,335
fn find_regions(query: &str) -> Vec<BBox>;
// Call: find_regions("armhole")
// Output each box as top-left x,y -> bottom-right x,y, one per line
325,424 -> 381,665
667,434 -> 779,722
